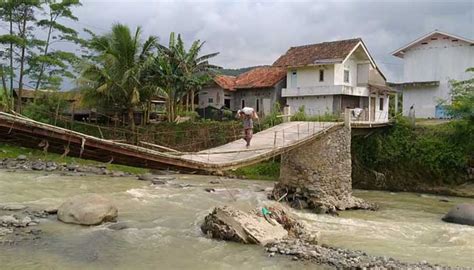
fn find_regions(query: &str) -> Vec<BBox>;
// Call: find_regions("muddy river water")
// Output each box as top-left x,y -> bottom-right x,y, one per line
0,171 -> 473,269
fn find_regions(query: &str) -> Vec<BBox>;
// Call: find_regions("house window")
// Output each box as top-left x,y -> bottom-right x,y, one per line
256,99 -> 260,112
319,69 -> 324,82
344,70 -> 350,83
241,99 -> 245,108
291,70 -> 297,88
379,97 -> 384,111
208,98 -> 213,104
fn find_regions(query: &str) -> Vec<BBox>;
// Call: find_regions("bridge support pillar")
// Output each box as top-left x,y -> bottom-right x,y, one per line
271,125 -> 374,213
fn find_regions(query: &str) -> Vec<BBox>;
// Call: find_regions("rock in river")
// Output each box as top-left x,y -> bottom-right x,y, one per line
57,194 -> 118,225
201,206 -> 288,245
442,203 -> 474,226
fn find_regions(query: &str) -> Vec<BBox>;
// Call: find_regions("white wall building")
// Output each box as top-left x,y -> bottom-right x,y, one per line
392,30 -> 474,118
274,38 -> 392,122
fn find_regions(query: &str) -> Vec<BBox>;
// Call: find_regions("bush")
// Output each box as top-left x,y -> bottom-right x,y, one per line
23,93 -> 69,124
352,116 -> 472,185
291,105 -> 307,121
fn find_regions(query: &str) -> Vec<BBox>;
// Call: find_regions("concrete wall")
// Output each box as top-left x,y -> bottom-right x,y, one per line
286,95 -> 334,116
400,35 -> 474,118
286,66 -> 335,88
232,79 -> 286,116
199,87 -> 232,109
402,85 -> 439,118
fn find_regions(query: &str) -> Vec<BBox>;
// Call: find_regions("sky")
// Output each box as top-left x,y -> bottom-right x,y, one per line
70,0 -> 474,83
11,0 -> 474,88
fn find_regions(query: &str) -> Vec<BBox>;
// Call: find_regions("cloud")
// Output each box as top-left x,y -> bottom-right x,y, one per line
73,0 -> 474,82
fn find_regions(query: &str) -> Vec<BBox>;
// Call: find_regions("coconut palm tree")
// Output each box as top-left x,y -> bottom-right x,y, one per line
80,23 -> 157,131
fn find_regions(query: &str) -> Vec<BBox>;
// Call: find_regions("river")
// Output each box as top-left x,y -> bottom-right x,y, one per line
0,171 -> 472,269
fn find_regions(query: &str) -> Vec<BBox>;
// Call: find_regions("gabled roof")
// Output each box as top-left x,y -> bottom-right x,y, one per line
273,38 -> 385,81
273,38 -> 361,67
212,66 -> 286,91
392,30 -> 474,58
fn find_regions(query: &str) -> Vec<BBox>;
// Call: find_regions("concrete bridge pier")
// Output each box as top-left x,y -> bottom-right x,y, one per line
271,125 -> 375,213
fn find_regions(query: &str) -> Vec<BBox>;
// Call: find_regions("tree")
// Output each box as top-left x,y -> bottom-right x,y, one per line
30,0 -> 82,92
80,23 -> 157,131
447,67 -> 474,122
148,32 -> 219,121
0,0 -> 41,113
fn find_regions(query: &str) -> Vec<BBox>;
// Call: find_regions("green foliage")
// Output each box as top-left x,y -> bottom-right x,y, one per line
352,116 -> 472,185
80,24 -> 158,129
22,92 -> 69,124
234,160 -> 280,181
258,102 -> 283,130
447,67 -> 474,122
147,32 -> 220,122
291,105 -> 307,121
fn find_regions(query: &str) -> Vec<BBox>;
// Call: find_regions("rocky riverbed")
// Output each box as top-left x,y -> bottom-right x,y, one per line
0,156 -> 134,177
266,239 -> 447,269
0,204 -> 53,245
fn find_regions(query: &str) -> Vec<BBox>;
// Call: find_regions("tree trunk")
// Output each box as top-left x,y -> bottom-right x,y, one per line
186,92 -> 189,111
191,89 -> 195,111
9,9 -> 14,110
17,13 -> 28,113
1,67 -> 10,111
34,21 -> 54,97
128,107 -> 136,143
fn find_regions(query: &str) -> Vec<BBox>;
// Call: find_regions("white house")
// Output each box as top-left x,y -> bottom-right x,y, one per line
273,38 -> 392,122
392,30 -> 474,118
199,66 -> 286,116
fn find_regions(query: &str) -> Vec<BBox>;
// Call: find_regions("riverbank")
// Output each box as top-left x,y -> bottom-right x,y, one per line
0,142 -> 149,176
352,118 -> 473,197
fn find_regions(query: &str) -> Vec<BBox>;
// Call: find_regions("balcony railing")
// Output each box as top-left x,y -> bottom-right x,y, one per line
282,85 -> 369,97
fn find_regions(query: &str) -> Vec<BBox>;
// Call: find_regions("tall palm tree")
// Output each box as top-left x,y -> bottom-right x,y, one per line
80,23 -> 157,131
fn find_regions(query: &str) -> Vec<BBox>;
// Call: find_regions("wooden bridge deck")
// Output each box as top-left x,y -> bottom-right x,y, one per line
0,112 -> 388,172
180,121 -> 339,169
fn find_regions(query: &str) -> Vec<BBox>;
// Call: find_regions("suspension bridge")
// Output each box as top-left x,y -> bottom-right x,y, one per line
0,112 -> 389,173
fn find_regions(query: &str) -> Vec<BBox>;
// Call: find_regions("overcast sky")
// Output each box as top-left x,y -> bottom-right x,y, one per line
68,0 -> 474,83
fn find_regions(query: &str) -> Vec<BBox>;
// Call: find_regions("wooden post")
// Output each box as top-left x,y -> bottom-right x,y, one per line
282,129 -> 285,146
297,124 -> 300,139
344,108 -> 351,128
273,131 -> 277,148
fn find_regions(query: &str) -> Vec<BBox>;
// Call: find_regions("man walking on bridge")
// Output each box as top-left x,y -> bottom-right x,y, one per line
238,108 -> 257,148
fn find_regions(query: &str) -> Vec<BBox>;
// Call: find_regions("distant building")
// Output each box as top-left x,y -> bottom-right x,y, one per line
199,66 -> 286,116
273,38 -> 392,122
391,30 -> 474,118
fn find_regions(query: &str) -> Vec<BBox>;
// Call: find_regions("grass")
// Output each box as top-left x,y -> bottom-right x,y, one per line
233,160 -> 280,181
0,143 -> 149,175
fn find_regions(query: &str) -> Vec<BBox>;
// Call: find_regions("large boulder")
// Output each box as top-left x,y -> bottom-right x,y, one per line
442,203 -> 474,226
201,206 -> 288,245
57,194 -> 118,225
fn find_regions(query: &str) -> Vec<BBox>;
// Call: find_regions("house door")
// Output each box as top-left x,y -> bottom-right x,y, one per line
224,99 -> 231,109
262,98 -> 271,115
370,97 -> 376,121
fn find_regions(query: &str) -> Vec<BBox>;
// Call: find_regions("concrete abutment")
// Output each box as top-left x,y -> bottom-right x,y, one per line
271,125 -> 375,213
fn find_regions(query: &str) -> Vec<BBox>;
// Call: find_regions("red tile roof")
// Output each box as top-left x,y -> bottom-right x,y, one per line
214,75 -> 236,90
273,38 -> 361,67
213,66 -> 286,91
235,66 -> 286,89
